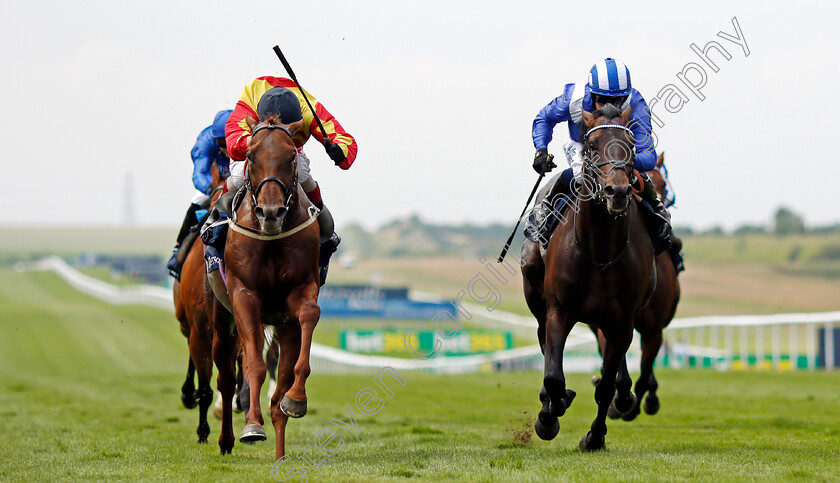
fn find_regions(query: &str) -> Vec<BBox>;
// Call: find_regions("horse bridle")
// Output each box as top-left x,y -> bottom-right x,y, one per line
582,124 -> 636,206
574,123 -> 636,269
243,124 -> 299,218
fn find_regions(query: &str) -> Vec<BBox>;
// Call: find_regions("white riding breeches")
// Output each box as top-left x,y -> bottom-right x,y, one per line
189,190 -> 211,208
563,141 -> 584,182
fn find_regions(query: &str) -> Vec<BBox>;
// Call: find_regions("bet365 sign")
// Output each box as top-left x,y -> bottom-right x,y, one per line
340,329 -> 512,355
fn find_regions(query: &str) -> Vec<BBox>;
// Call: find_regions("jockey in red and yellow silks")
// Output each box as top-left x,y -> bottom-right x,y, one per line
201,76 -> 357,286
225,76 -> 357,169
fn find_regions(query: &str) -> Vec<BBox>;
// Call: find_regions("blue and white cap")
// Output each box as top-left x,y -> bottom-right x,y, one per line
587,58 -> 632,97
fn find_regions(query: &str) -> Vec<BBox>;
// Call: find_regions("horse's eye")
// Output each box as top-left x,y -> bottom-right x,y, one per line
589,142 -> 596,151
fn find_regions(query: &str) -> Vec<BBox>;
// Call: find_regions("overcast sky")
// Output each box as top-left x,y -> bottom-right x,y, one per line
1,0 -> 837,231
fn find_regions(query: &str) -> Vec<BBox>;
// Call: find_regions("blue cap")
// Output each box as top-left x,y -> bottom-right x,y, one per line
211,109 -> 232,139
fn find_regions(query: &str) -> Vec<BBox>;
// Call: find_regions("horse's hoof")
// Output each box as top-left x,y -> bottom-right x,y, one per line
614,392 -> 637,415
534,413 -> 560,441
181,391 -> 198,410
579,431 -> 605,451
198,436 -> 208,444
239,424 -> 267,443
607,399 -> 622,420
644,395 -> 660,415
621,403 -> 641,422
280,395 -> 307,419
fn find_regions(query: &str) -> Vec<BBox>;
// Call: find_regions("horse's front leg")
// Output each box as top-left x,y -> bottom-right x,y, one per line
231,288 -> 268,443
535,302 -> 576,441
280,282 -> 320,419
270,323 -> 302,460
581,321 -> 633,451
638,328 -> 664,416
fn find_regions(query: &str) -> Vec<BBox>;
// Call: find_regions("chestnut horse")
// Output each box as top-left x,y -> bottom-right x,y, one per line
594,152 -> 682,421
522,104 -> 655,450
173,164 -> 227,443
212,115 -> 321,458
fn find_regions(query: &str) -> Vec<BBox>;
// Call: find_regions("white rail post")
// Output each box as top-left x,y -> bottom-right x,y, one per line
772,324 -> 781,371
807,323 -> 816,371
789,324 -> 798,371
756,325 -> 765,370
826,322 -> 835,371
725,326 -> 733,369
740,326 -> 749,370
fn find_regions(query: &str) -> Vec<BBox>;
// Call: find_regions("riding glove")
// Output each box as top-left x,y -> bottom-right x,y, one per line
324,142 -> 346,166
532,148 -> 555,175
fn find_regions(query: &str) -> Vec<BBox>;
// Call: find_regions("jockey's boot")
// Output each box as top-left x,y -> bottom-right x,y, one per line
637,172 -> 672,254
319,232 -> 341,286
167,203 -> 201,280
200,189 -> 236,273
312,201 -> 340,286
530,168 -> 576,248
669,234 -> 685,274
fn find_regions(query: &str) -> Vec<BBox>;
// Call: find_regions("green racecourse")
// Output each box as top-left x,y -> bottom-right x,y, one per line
1,268 -> 840,481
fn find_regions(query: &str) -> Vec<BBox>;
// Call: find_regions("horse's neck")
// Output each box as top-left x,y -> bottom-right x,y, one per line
575,197 -> 632,259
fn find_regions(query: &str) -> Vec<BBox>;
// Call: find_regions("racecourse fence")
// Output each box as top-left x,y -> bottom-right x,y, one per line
28,256 -> 840,374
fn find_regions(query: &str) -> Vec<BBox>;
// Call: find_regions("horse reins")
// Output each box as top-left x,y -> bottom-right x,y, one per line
574,123 -> 636,269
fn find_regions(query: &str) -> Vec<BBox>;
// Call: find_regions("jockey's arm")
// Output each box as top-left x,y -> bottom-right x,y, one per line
532,86 -> 574,150
190,129 -> 216,194
304,100 -> 357,170
627,96 -> 657,171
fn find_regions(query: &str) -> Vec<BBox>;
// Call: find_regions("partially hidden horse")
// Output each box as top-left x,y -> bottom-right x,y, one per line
212,115 -> 322,458
522,104 -> 656,450
173,164 -> 227,443
594,152 -> 682,422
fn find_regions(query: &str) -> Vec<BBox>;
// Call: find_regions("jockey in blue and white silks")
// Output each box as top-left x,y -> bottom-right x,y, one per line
527,58 -> 672,254
532,83 -> 657,178
191,110 -> 232,202
167,109 -> 233,280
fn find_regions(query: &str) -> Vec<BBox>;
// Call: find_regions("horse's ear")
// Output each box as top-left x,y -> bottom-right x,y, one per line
581,109 -> 595,129
619,106 -> 633,126
657,151 -> 665,168
288,119 -> 304,134
246,115 -> 258,130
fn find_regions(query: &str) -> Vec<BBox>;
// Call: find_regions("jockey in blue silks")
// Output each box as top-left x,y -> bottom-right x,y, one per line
529,58 -> 672,252
167,109 -> 232,279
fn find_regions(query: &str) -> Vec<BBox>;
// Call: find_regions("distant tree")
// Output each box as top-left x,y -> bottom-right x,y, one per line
733,224 -> 767,235
672,225 -> 694,237
700,226 -> 725,236
773,207 -> 805,236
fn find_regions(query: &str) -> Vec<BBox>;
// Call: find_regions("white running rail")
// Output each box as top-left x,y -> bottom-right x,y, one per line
28,256 -> 839,373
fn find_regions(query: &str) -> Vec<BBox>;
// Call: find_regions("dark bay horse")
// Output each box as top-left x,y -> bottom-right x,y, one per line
173,165 -> 227,443
212,115 -> 322,458
523,104 -> 655,450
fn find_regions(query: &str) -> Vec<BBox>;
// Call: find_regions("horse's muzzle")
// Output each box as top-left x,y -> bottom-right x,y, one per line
255,205 -> 288,235
603,184 -> 632,215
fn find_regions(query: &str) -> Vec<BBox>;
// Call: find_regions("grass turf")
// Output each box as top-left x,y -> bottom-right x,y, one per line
1,268 -> 840,481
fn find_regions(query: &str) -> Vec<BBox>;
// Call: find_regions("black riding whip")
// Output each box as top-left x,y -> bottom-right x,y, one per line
272,45 -> 331,143
497,155 -> 553,263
